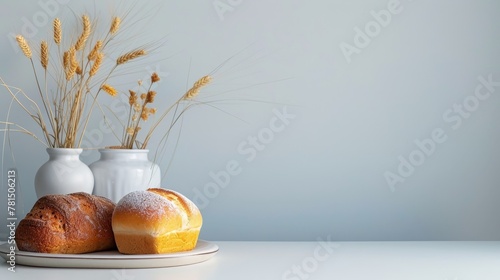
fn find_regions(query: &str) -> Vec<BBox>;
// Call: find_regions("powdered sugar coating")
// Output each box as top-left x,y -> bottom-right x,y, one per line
144,188 -> 202,230
167,189 -> 200,215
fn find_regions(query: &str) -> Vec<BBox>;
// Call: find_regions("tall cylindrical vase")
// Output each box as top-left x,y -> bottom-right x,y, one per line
89,149 -> 161,203
34,148 -> 94,198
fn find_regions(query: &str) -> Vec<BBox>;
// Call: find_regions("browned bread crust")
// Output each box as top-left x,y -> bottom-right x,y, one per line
15,192 -> 116,254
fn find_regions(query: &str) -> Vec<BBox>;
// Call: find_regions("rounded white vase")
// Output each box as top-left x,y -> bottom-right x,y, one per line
34,148 -> 94,198
89,149 -> 161,203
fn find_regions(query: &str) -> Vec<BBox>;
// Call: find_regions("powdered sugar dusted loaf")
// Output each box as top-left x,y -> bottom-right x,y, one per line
112,188 -> 203,254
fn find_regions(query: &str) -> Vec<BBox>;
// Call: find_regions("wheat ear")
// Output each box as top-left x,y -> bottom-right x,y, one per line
110,17 -> 121,34
116,49 -> 146,65
75,15 -> 91,51
101,84 -> 118,97
15,35 -> 32,58
63,50 -> 70,70
41,41 -> 49,69
183,75 -> 212,100
89,52 -> 103,76
75,65 -> 82,75
53,18 -> 62,45
65,46 -> 77,80
88,40 -> 102,60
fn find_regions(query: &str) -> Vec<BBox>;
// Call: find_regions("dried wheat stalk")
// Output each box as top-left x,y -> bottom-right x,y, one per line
116,49 -> 146,65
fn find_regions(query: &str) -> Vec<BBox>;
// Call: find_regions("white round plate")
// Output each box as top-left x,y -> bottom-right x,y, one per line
0,240 -> 218,268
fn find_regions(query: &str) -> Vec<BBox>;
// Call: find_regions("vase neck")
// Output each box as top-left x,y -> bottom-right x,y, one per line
98,149 -> 150,161
46,148 -> 83,160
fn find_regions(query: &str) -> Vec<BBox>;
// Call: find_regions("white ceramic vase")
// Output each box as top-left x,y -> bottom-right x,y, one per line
34,148 -> 94,198
89,149 -> 161,203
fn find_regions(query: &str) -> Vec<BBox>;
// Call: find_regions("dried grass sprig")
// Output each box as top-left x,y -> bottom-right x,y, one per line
0,122 -> 47,146
0,77 -> 52,146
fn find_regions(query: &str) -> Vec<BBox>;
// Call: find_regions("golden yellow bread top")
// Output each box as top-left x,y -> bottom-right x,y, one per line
112,188 -> 202,236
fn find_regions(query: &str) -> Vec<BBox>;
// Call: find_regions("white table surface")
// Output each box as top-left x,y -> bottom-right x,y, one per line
1,241 -> 499,280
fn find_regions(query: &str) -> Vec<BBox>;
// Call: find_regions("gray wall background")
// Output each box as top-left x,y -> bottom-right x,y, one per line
1,0 -> 500,241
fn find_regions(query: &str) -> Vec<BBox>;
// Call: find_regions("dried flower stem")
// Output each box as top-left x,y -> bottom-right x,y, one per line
118,72 -> 163,149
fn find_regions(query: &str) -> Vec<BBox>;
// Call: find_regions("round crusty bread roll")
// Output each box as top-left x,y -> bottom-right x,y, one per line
16,192 -> 116,254
112,188 -> 202,254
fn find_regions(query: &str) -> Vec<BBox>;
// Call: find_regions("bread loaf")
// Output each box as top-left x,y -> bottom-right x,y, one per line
112,188 -> 202,254
16,192 -> 116,254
